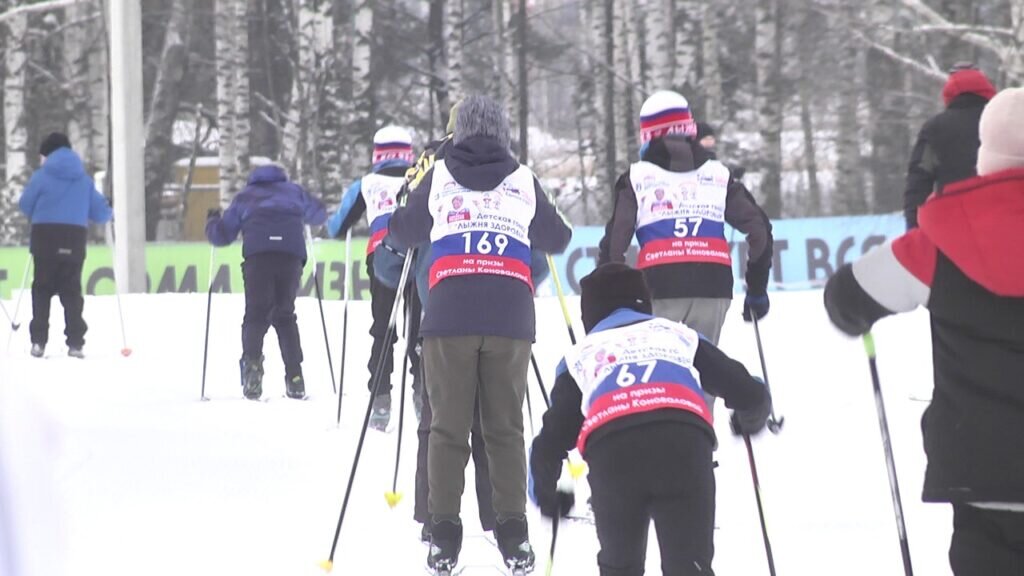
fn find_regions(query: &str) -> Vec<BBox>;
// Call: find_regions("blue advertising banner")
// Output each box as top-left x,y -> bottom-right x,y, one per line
545,213 -> 906,295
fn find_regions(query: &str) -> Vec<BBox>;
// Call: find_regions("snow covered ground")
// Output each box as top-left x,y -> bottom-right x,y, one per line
1,290 -> 950,576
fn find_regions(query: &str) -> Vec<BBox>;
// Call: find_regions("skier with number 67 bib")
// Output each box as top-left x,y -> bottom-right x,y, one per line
529,263 -> 772,576
598,91 -> 774,396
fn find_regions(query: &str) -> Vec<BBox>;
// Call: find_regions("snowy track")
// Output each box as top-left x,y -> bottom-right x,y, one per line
1,291 -> 950,575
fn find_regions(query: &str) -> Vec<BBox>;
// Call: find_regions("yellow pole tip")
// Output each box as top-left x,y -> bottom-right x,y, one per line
384,491 -> 403,508
319,560 -> 334,572
568,461 -> 587,479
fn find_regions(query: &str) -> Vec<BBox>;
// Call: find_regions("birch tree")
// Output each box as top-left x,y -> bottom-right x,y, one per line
63,0 -> 106,175
143,0 -> 192,240
701,2 -> 724,123
1,8 -> 29,243
642,0 -> 672,91
672,0 -> 699,98
445,0 -> 464,103
867,0 -> 908,213
835,4 -> 868,215
755,0 -> 783,217
351,0 -> 373,166
214,0 -> 250,205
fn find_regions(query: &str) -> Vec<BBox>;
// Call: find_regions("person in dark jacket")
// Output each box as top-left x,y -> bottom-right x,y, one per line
327,126 -> 418,430
206,163 -> 327,400
530,263 -> 771,576
824,87 -> 1024,576
18,132 -> 112,358
389,94 -> 572,574
598,91 -> 774,384
903,64 -> 996,229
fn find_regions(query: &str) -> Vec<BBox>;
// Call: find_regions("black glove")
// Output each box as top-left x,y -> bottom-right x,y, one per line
537,488 -> 575,520
742,293 -> 770,322
207,208 -> 222,219
730,377 -> 773,436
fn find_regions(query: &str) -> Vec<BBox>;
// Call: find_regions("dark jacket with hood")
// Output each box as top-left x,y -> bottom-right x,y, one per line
18,147 -> 112,261
598,135 -> 773,300
825,168 -> 1024,504
529,308 -> 769,507
904,71 -> 996,229
388,135 -> 572,341
206,165 -> 327,261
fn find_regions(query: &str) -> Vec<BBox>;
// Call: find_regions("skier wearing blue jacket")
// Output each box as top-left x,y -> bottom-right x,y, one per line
18,132 -> 112,359
327,126 -> 418,430
206,163 -> 327,400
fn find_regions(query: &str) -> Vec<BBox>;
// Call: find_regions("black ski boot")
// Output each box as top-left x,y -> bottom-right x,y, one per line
68,347 -> 85,359
369,393 -> 391,431
286,375 -> 306,400
495,515 -> 535,574
239,356 -> 264,400
427,518 -> 462,575
30,343 -> 45,358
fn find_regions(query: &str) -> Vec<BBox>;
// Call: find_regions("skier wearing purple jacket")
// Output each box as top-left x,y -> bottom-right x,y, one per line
206,163 -> 327,400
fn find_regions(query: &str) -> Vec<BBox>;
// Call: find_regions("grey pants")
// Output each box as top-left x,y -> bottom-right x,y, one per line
653,297 -> 732,411
423,335 -> 531,519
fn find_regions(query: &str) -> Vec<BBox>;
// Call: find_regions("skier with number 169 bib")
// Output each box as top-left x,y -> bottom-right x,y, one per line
598,90 -> 774,402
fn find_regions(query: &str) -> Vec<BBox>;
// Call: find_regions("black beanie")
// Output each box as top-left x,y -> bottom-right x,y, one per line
580,263 -> 653,333
39,132 -> 71,157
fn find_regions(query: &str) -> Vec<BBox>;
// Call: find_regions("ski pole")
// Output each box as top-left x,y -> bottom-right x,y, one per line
9,254 -> 31,331
306,226 -> 337,395
106,222 -> 132,357
336,228 -> 352,425
525,383 -> 535,438
743,434 -> 777,576
321,248 -> 415,573
545,254 -> 577,345
385,286 -> 414,509
531,353 -> 551,408
0,299 -> 14,330
864,332 -> 914,576
200,247 -> 216,401
751,315 -> 784,433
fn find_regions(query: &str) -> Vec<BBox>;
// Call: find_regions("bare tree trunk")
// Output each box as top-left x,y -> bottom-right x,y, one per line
599,0 -> 617,206
796,4 -> 821,216
1010,0 -> 1024,82
574,0 -> 600,224
428,0 -> 449,134
516,0 -> 528,162
612,0 -> 632,173
143,0 -> 192,240
835,5 -> 867,215
231,0 -> 251,188
64,0 -> 107,175
867,0 -> 907,213
445,0 -> 464,104
1,10 -> 29,244
701,2 -> 723,123
642,0 -> 672,90
215,0 -> 240,204
755,0 -> 783,218
351,0 -> 374,165
671,0 -> 698,98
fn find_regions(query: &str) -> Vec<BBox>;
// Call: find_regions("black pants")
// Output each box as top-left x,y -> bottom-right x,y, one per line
414,349 -> 495,530
950,504 -> 1024,575
30,257 -> 87,348
586,421 -> 716,576
241,252 -> 304,378
366,253 -> 421,395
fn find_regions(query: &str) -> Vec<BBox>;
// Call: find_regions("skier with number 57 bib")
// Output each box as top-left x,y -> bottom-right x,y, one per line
598,91 -> 774,409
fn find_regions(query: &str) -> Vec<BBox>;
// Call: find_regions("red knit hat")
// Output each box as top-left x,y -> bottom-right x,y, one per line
372,126 -> 414,165
638,91 -> 697,144
941,68 -> 996,106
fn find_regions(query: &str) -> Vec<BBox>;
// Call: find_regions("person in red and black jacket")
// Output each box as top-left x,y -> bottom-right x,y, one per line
598,90 -> 773,383
903,64 -> 997,229
529,263 -> 770,576
825,87 -> 1024,576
